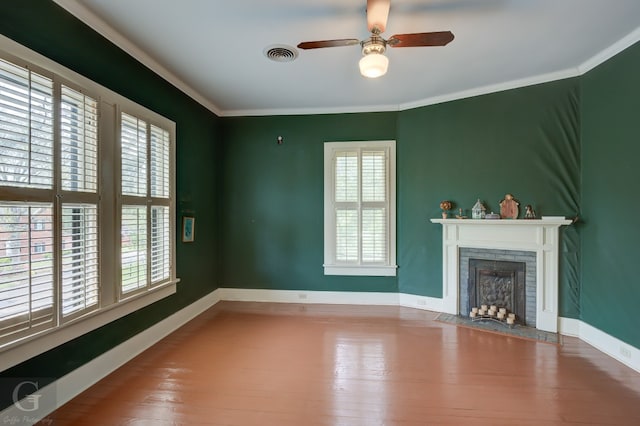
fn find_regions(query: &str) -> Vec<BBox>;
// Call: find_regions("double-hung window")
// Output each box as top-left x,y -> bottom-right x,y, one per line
323,141 -> 397,276
0,38 -> 176,366
119,112 -> 171,296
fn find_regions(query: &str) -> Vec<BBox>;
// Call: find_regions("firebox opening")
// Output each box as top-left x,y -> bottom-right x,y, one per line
468,259 -> 526,325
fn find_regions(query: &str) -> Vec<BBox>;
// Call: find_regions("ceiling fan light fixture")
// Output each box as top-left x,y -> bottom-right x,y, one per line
359,52 -> 389,78
359,37 -> 388,78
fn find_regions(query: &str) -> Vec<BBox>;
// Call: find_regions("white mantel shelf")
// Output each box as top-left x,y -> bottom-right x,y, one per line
431,217 -> 572,333
430,218 -> 572,226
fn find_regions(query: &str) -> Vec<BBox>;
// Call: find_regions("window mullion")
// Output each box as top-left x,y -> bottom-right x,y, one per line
146,122 -> 152,288
52,79 -> 62,327
357,148 -> 363,266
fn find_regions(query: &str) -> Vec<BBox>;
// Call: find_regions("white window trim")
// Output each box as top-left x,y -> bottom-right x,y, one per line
323,140 -> 397,277
0,34 -> 177,371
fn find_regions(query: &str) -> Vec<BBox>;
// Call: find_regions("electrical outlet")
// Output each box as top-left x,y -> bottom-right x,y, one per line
620,346 -> 632,359
298,293 -> 308,300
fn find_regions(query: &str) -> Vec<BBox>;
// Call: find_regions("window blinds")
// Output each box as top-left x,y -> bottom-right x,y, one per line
333,148 -> 389,264
0,58 -> 53,189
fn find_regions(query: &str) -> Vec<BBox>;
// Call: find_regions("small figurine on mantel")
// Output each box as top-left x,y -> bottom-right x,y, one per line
499,193 -> 519,219
472,199 -> 486,219
524,204 -> 536,219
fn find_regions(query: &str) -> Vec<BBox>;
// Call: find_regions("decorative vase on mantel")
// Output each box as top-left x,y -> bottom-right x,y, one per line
440,200 -> 452,218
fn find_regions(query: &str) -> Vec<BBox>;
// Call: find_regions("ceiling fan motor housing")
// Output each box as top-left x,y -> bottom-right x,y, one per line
361,34 -> 386,56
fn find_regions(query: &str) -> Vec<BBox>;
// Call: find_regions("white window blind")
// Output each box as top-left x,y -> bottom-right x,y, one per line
324,141 -> 396,276
121,205 -> 148,294
60,85 -> 98,192
151,206 -> 170,283
150,124 -> 170,198
0,42 -> 175,362
0,203 -> 54,338
61,204 -> 98,317
361,150 -> 387,263
0,58 -> 53,189
120,111 -> 171,296
121,112 -> 147,197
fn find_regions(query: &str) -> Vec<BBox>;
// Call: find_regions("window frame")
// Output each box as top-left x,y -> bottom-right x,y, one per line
0,34 -> 177,371
323,140 -> 397,276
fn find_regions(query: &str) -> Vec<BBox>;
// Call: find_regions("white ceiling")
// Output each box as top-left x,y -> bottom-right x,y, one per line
54,0 -> 640,117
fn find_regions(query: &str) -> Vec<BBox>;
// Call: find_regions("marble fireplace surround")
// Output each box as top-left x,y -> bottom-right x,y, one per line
431,218 -> 572,333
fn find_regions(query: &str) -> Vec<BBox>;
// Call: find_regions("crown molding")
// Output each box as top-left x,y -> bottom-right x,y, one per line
579,25 -> 640,74
51,1 -> 640,118
52,0 -> 223,117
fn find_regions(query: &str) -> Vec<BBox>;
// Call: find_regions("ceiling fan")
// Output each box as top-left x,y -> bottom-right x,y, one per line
297,0 -> 454,78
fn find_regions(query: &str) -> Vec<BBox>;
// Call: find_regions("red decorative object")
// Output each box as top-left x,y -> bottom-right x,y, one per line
499,194 -> 519,219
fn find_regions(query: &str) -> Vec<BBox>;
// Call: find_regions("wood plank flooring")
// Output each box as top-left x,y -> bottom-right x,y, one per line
43,302 -> 640,425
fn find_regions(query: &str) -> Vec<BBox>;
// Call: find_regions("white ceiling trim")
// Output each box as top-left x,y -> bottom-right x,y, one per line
52,0 -> 223,116
221,102 -> 402,118
578,26 -> 640,74
398,68 -> 581,112
221,67 -> 581,117
52,0 -> 640,118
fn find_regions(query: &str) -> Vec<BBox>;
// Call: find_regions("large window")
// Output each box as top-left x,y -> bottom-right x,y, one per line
119,113 -> 171,296
0,41 -> 176,361
323,141 -> 396,276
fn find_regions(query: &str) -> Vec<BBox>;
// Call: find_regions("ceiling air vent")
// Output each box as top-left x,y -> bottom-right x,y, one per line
264,45 -> 298,62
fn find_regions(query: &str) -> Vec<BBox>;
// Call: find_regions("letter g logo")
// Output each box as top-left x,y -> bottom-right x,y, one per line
12,380 -> 42,412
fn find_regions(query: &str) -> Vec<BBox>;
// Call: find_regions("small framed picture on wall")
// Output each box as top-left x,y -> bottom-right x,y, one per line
182,216 -> 195,242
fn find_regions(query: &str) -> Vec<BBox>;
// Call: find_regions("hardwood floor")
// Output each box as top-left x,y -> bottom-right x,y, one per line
43,302 -> 640,425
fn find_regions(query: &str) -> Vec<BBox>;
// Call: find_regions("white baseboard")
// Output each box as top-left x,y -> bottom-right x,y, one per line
218,288 -> 400,306
3,288 -> 638,423
0,289 -> 222,424
577,321 -> 640,374
398,292 -> 444,312
558,316 -> 581,337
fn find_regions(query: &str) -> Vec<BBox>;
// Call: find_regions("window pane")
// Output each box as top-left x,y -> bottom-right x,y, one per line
334,152 -> 358,203
150,125 -> 169,198
362,150 -> 386,202
61,86 -> 98,192
121,205 -> 147,294
0,59 -> 54,189
335,209 -> 358,262
362,208 -> 387,263
0,203 -> 54,338
121,113 -> 147,196
61,204 -> 98,316
151,206 -> 169,283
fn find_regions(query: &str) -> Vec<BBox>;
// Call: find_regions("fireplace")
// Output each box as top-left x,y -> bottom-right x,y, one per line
459,248 -> 537,327
431,218 -> 571,333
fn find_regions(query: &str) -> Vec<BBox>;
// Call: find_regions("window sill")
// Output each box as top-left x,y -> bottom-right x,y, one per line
0,280 -> 177,372
323,265 -> 397,277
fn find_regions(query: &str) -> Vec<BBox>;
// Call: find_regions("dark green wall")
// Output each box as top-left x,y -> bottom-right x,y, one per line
221,81 -> 582,317
221,113 -> 398,292
0,0 -> 222,401
581,42 -> 640,348
397,81 -> 581,311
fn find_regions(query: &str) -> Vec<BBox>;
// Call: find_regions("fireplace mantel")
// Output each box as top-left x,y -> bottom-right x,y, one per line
430,218 -> 572,332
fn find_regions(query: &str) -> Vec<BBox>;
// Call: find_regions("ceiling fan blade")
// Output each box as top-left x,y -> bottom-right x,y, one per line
388,31 -> 454,47
367,0 -> 390,33
297,39 -> 360,50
